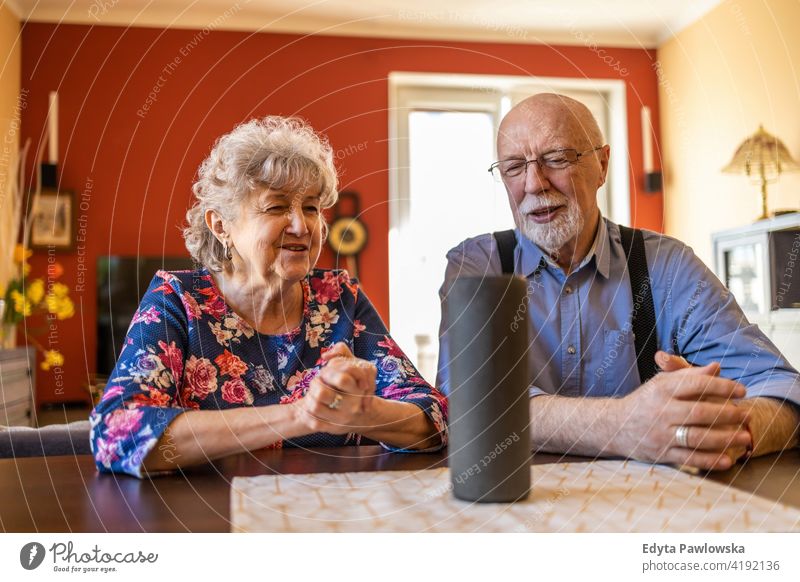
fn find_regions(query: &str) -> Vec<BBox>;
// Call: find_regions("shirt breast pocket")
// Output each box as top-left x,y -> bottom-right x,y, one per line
593,328 -> 640,396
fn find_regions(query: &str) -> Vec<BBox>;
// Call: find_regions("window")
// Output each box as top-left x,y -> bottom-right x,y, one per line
388,73 -> 628,383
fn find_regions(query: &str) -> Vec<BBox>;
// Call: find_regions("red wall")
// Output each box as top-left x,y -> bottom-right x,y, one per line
20,23 -> 662,404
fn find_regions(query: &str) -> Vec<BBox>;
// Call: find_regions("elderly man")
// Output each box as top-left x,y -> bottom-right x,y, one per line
437,93 -> 799,471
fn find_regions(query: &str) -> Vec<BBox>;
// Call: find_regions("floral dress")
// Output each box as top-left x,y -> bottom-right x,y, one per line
90,268 -> 448,477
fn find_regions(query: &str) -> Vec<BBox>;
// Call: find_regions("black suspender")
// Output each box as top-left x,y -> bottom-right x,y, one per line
493,226 -> 660,384
618,225 -> 660,383
493,229 -> 517,275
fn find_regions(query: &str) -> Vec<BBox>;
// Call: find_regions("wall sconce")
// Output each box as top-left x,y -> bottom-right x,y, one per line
641,106 -> 662,193
722,125 -> 800,221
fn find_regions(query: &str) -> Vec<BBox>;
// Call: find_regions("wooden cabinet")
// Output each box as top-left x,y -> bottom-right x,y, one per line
712,213 -> 800,314
0,348 -> 36,427
745,310 -> 800,372
712,213 -> 800,369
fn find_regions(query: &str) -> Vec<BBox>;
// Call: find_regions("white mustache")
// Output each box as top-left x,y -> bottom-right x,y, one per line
518,195 -> 570,215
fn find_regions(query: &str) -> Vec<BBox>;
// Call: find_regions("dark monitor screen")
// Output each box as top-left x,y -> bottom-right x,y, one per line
96,256 -> 195,377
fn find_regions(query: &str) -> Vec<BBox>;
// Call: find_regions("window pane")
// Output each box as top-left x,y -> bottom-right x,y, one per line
393,110 -> 514,383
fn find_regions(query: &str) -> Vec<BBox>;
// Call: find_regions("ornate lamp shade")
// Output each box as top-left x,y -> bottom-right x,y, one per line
722,125 -> 800,220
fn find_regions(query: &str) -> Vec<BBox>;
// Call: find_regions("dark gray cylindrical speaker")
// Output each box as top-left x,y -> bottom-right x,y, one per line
445,275 -> 531,502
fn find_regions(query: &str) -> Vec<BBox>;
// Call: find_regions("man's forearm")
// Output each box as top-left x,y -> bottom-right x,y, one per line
530,394 -> 621,457
742,397 -> 800,457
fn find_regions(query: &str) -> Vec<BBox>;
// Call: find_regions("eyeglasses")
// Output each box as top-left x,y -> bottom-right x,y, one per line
488,146 -> 603,180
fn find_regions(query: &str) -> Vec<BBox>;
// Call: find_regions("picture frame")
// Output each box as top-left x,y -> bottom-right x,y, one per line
30,189 -> 76,251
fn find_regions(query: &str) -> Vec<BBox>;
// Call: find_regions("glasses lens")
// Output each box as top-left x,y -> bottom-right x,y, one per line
500,160 -> 527,177
541,149 -> 578,169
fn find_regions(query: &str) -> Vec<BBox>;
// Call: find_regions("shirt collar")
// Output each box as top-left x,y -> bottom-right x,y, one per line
593,217 -> 611,279
515,215 -> 611,279
515,229 -> 547,278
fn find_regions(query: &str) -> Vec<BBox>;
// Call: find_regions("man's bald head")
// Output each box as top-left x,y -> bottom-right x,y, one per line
494,92 -> 610,262
498,93 -> 604,153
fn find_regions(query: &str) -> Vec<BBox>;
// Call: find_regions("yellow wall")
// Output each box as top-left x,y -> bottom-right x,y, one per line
0,4 -> 21,292
658,0 -> 800,264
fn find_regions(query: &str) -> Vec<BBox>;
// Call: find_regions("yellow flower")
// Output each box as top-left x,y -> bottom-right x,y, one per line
26,279 -> 45,304
21,262 -> 31,277
56,297 -> 75,319
13,244 -> 32,264
45,294 -> 58,314
10,290 -> 32,317
51,282 -> 70,298
41,349 -> 64,371
46,294 -> 75,319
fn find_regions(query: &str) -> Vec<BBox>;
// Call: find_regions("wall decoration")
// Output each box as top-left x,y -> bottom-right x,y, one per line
30,189 -> 75,250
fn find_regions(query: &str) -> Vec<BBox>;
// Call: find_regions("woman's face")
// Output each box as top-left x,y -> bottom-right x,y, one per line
229,187 -> 324,284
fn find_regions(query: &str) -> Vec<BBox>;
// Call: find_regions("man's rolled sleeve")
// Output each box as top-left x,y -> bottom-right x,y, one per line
666,240 -> 800,409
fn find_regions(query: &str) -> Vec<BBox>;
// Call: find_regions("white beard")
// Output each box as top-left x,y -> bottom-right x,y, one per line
516,194 -> 584,255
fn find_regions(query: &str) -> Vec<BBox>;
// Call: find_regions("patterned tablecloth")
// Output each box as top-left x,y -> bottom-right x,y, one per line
230,461 -> 800,532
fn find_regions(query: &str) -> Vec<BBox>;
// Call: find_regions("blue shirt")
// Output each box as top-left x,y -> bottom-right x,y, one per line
437,217 -> 800,406
90,268 -> 448,478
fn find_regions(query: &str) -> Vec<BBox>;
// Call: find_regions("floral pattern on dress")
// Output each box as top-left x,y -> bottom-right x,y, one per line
90,268 -> 448,478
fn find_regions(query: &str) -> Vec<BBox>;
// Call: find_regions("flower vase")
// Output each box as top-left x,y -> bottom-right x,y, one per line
0,322 -> 17,350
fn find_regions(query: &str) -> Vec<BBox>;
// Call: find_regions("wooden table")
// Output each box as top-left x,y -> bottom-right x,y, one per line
2,447 -> 799,532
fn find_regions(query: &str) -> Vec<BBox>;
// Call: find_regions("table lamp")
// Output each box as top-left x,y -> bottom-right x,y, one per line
722,125 -> 800,221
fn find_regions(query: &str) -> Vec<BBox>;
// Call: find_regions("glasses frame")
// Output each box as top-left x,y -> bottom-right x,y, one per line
488,146 -> 604,180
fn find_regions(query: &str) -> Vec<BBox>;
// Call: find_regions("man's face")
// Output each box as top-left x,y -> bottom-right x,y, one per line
496,104 -> 609,256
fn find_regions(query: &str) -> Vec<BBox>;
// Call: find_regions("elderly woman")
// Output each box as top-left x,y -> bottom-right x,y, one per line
90,117 -> 447,477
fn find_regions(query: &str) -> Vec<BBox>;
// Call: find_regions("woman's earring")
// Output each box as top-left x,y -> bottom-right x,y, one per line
223,240 -> 233,261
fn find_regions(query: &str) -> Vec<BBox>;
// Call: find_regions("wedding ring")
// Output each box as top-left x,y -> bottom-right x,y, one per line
675,425 -> 690,448
327,393 -> 343,410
